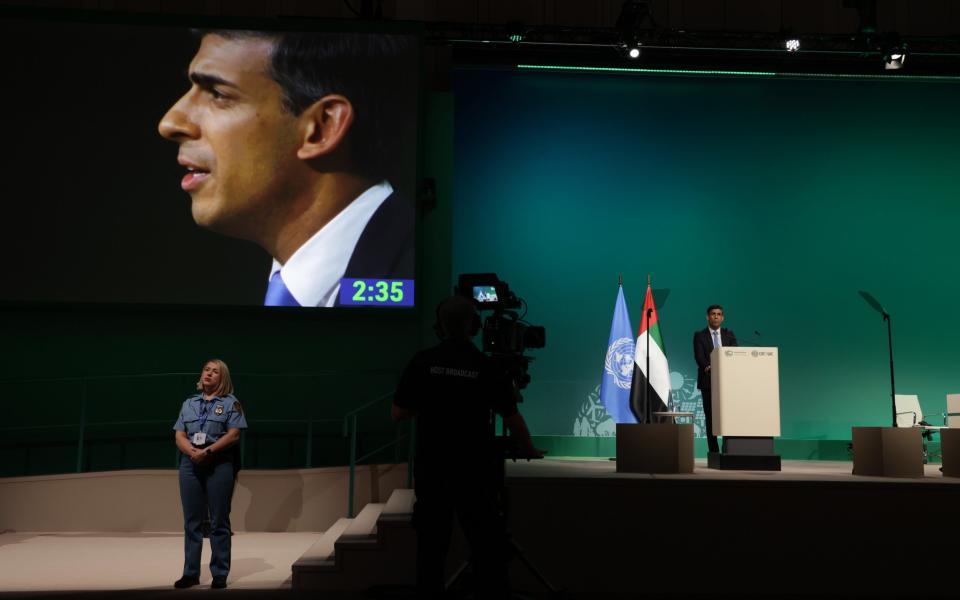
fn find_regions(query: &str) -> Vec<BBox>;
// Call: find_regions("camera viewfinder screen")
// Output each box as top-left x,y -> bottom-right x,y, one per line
0,17 -> 419,309
473,286 -> 499,303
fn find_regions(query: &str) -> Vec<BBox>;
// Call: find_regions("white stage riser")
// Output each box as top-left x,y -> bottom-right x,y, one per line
0,464 -> 407,533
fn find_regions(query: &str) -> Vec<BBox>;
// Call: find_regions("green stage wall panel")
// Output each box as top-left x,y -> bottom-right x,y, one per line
453,69 -> 960,441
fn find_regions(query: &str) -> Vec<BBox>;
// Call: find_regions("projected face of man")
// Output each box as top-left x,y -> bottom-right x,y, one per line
157,34 -> 304,245
707,307 -> 724,331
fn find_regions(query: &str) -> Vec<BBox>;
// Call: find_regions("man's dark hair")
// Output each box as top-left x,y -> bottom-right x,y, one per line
435,296 -> 478,340
201,29 -> 415,181
706,304 -> 724,314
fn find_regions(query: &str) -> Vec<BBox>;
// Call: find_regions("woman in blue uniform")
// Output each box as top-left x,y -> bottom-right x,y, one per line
173,359 -> 248,589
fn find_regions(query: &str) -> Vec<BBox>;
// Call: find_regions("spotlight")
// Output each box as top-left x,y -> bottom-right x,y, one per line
785,39 -> 800,52
616,0 -> 652,60
883,49 -> 906,70
879,33 -> 907,70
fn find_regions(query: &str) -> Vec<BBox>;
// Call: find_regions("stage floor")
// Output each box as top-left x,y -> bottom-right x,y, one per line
0,531 -> 318,593
1,458 -> 956,598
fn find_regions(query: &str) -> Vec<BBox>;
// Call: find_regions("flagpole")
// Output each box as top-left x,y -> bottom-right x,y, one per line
645,274 -> 652,424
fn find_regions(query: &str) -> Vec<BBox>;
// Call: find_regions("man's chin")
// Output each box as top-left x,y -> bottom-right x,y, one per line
190,202 -> 218,230
190,200 -> 257,242
190,200 -> 232,234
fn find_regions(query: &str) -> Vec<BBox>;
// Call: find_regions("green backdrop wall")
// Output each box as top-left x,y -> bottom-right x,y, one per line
452,68 -> 960,440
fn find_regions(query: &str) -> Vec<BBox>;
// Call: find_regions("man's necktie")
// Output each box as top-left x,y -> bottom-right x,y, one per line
712,330 -> 720,348
264,272 -> 300,307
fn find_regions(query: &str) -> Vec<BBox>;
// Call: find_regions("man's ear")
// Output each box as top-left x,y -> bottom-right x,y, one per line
296,94 -> 354,160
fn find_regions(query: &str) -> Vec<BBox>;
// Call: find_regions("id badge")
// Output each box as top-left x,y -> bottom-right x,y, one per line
192,432 -> 207,446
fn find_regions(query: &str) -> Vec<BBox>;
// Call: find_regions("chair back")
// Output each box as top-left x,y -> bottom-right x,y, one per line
947,394 -> 960,428
894,394 -> 923,428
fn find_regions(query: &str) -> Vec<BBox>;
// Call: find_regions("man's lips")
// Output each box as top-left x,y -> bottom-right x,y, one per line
178,156 -> 211,192
181,171 -> 210,191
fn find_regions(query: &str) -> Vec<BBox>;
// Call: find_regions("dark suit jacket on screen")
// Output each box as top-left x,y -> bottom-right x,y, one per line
343,191 -> 415,280
693,327 -> 738,390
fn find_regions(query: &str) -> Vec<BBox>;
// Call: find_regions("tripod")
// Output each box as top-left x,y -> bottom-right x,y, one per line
444,435 -> 562,599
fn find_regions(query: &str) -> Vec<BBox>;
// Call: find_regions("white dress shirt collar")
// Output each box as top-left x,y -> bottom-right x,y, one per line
268,180 -> 393,307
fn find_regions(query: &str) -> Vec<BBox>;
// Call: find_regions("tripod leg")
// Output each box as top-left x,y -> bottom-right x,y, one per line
509,538 -> 560,595
444,559 -> 471,592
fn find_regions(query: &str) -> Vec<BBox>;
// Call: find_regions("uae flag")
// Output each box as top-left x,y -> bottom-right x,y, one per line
628,281 -> 672,422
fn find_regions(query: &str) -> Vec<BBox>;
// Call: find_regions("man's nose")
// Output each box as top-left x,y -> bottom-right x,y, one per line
158,95 -> 199,142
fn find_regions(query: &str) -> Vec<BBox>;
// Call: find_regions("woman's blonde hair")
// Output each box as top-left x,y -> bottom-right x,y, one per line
196,358 -> 234,397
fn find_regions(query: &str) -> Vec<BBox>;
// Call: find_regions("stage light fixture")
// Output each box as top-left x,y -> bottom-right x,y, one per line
628,45 -> 641,59
884,49 -> 906,70
506,22 -> 526,44
785,39 -> 800,52
615,0 -> 652,33
879,33 -> 907,70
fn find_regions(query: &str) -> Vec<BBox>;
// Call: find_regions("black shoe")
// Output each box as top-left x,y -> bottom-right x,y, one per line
174,576 -> 199,589
211,576 -> 227,589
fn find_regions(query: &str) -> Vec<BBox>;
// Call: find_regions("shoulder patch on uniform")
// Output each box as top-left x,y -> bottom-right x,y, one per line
233,401 -> 242,415
214,404 -> 224,416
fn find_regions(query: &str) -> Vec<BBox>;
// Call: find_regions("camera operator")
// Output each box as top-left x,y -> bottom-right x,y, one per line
393,295 -> 543,599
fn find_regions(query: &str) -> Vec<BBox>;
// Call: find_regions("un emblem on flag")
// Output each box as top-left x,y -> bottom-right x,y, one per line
604,337 -> 635,390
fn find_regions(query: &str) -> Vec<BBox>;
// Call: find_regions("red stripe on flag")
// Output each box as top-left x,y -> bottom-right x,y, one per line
637,284 -> 658,335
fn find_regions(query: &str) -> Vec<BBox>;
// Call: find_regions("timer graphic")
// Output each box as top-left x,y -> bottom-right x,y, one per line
338,278 -> 415,307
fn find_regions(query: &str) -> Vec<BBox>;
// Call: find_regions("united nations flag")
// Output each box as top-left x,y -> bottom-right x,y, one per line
599,282 -> 637,424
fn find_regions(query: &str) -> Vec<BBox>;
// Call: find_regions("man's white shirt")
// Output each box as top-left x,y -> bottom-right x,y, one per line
268,180 -> 393,307
710,327 -> 723,348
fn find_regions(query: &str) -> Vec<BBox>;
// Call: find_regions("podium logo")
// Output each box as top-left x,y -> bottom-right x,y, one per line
725,350 -> 734,357
751,350 -> 758,357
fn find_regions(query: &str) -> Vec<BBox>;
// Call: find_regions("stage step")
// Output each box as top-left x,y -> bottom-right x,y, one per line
340,502 -> 385,539
292,488 -> 417,592
294,517 -> 353,567
382,487 -> 415,515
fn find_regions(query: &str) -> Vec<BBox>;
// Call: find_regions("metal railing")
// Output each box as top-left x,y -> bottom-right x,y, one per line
342,391 -> 415,517
0,372 -> 198,473
0,371 -> 411,486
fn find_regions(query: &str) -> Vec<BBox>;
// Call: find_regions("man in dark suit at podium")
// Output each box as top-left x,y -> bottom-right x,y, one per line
693,305 -> 738,454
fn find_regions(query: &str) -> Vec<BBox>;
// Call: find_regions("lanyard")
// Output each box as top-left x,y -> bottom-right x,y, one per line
198,399 -> 214,431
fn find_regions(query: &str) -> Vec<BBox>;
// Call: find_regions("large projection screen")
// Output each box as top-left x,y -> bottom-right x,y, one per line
0,16 -> 420,309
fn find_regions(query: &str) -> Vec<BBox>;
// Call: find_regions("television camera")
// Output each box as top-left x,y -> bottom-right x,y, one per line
455,273 -> 545,391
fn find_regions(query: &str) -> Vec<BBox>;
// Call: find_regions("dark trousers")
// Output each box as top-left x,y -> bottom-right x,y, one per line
701,386 -> 720,454
413,475 -> 510,599
178,458 -> 235,578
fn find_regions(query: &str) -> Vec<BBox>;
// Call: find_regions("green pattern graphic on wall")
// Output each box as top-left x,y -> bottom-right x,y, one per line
453,69 -> 960,440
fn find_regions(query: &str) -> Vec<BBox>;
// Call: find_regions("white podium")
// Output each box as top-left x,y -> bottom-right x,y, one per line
708,346 -> 782,470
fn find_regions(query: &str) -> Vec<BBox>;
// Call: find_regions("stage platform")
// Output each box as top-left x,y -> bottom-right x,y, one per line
1,458 -> 957,599
499,458 -> 960,599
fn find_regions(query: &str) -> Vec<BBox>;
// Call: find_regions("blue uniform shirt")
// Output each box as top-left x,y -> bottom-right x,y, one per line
173,393 -> 248,444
